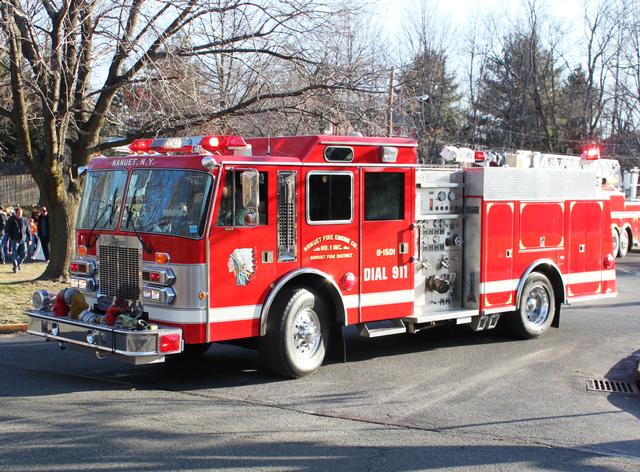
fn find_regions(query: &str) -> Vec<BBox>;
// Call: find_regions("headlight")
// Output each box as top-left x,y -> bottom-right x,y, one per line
70,276 -> 97,292
142,286 -> 175,304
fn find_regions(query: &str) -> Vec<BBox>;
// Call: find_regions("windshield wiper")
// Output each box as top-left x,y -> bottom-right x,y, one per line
86,187 -> 118,249
125,189 -> 152,254
129,212 -> 153,254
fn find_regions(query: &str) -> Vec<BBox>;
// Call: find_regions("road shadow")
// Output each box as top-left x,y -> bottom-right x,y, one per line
604,349 -> 640,421
0,322 -> 533,397
0,418 -> 638,472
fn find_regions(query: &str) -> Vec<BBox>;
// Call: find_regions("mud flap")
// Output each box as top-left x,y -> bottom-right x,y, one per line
552,304 -> 561,328
327,324 -> 346,364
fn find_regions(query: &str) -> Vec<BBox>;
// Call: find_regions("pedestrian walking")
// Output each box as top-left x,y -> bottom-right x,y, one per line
0,206 -> 7,264
6,206 -> 31,272
37,206 -> 50,262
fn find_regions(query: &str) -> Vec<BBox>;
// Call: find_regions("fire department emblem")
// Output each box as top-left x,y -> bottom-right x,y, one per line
227,248 -> 255,286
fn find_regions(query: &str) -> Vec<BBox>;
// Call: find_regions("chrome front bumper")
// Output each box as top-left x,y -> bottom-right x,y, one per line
26,311 -> 183,365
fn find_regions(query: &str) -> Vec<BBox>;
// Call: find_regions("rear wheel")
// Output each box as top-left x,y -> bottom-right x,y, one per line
260,287 -> 329,378
618,228 -> 629,258
506,273 -> 555,339
612,227 -> 620,257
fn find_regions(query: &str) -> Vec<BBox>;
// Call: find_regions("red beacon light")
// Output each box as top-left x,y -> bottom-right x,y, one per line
474,151 -> 487,162
200,135 -> 247,153
128,139 -> 153,153
128,135 -> 248,155
581,145 -> 600,160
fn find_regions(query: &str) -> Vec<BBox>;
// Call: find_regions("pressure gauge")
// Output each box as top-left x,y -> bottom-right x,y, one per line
437,191 -> 447,202
448,190 -> 456,201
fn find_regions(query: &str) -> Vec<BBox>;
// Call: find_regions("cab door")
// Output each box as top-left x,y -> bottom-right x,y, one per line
360,168 -> 414,322
208,166 -> 276,341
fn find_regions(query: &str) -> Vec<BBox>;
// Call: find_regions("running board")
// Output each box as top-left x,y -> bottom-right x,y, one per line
358,319 -> 407,338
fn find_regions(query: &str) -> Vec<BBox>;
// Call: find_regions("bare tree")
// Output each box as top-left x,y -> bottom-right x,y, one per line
0,0 -> 361,279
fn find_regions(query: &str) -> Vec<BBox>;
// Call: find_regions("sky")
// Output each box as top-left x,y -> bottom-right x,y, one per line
374,0 -> 590,77
378,0 -> 586,28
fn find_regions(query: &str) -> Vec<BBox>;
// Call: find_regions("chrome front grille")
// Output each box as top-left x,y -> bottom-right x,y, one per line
98,244 -> 141,301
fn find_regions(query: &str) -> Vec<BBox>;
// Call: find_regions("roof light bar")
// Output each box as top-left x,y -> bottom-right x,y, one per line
128,135 -> 248,155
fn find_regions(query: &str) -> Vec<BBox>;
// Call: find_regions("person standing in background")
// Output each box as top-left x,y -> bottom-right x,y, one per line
0,206 -> 7,264
28,217 -> 38,260
37,206 -> 49,262
6,207 -> 31,272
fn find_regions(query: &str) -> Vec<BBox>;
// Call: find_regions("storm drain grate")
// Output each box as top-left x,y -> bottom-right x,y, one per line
586,378 -> 640,394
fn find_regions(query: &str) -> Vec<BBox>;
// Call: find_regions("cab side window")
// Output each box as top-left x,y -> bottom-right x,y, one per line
217,170 -> 268,226
307,172 -> 353,223
364,172 -> 404,221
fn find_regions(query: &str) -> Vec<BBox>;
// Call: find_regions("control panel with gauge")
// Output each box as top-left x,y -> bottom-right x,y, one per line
414,169 -> 465,313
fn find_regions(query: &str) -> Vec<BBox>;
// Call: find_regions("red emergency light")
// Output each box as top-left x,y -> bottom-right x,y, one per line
474,151 -> 487,161
581,145 -> 600,160
128,135 -> 247,155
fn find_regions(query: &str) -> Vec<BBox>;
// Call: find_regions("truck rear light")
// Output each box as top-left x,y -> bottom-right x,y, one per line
69,262 -> 79,273
603,254 -> 615,269
159,333 -> 182,353
149,272 -> 161,282
77,245 -> 88,257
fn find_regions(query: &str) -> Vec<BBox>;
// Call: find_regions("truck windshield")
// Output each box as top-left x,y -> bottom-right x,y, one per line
77,170 -> 128,230
122,169 -> 213,238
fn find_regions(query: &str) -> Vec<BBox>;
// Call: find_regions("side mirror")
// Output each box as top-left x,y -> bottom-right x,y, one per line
241,169 -> 259,211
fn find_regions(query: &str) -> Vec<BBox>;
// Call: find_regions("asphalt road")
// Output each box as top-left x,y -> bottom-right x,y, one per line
2,255 -> 640,471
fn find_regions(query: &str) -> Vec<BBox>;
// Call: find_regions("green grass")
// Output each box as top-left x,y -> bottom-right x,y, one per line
0,262 -> 66,324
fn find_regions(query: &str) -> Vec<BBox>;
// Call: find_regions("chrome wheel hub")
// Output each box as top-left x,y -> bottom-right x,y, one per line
292,308 -> 321,358
525,286 -> 550,326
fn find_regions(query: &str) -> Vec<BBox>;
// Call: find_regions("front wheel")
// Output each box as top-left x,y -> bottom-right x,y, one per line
618,228 -> 629,258
506,273 -> 555,339
260,287 -> 329,378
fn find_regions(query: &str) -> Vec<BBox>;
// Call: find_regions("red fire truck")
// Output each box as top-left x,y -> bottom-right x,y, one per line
489,145 -> 640,259
25,135 -> 617,378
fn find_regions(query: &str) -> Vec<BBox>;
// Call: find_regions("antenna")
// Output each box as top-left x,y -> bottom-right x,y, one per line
267,134 -> 271,157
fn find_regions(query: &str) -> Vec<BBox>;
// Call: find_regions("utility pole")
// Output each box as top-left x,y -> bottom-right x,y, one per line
387,68 -> 395,137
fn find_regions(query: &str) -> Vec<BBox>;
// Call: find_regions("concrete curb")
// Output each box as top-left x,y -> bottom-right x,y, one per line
0,323 -> 28,334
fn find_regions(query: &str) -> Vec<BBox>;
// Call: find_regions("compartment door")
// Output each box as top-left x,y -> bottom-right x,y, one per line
482,202 -> 515,309
568,202 -> 603,297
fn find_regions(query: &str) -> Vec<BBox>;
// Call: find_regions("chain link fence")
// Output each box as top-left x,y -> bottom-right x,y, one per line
0,174 -> 40,207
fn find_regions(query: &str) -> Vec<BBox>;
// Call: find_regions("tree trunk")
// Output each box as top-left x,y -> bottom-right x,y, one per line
34,166 -> 82,281
40,195 -> 81,281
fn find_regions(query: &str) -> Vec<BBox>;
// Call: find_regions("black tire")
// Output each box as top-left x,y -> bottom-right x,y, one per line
260,287 -> 329,378
612,227 -> 620,257
618,228 -> 629,258
506,273 -> 555,339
